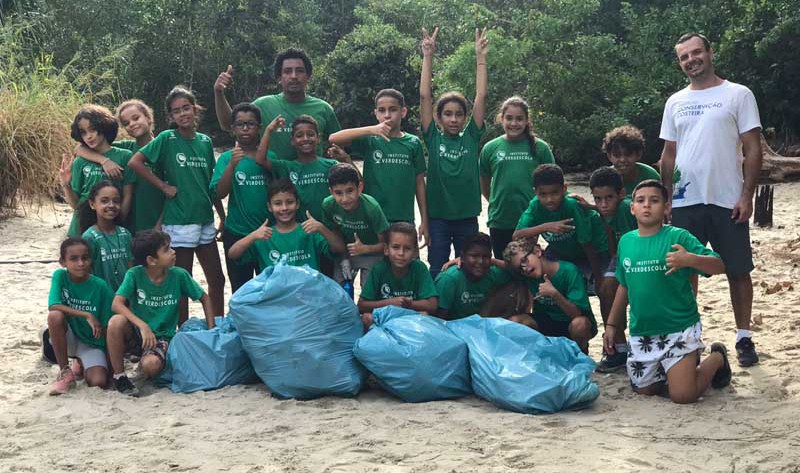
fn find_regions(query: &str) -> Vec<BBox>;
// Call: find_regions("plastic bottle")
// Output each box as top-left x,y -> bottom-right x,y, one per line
340,259 -> 355,300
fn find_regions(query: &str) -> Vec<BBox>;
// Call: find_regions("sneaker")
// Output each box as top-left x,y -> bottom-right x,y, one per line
49,367 -> 76,396
710,342 -> 732,389
597,351 -> 628,373
71,359 -> 84,381
735,337 -> 760,367
114,375 -> 140,397
39,326 -> 57,364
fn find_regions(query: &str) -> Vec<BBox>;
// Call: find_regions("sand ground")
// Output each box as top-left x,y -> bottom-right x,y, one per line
1,180 -> 799,472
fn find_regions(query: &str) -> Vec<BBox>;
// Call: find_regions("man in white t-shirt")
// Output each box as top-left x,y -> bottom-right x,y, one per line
659,33 -> 763,367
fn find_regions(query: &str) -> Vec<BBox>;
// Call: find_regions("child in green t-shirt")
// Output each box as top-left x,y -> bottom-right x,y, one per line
322,163 -> 390,287
127,86 -> 226,322
329,89 -> 429,244
602,125 -> 660,196
46,238 -> 114,395
572,166 -> 639,372
107,230 -> 215,397
434,232 -> 512,320
419,27 -> 489,279
211,103 -> 271,292
73,99 -> 162,234
503,238 -> 597,354
80,181 -> 133,292
358,222 -> 438,327
604,180 -> 731,404
59,105 -> 132,237
228,179 -> 344,273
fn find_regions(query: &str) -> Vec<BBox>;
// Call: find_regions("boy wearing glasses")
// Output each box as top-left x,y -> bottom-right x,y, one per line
211,103 -> 272,291
502,238 -> 597,354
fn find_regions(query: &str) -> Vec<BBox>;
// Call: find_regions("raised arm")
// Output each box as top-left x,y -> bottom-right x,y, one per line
215,143 -> 245,199
254,116 -> 285,171
473,27 -> 489,128
214,65 -> 235,131
59,153 -> 79,210
419,27 -> 438,133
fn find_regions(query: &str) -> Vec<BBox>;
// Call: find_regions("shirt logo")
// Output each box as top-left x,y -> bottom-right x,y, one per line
289,171 -> 299,184
269,250 -> 281,263
176,153 -> 187,167
623,257 -> 632,271
439,144 -> 446,154
333,215 -> 344,225
100,247 -> 108,258
62,288 -> 69,301
373,150 -> 384,164
460,292 -> 470,304
235,171 -> 247,185
83,165 -> 92,177
137,289 -> 146,304
380,283 -> 392,299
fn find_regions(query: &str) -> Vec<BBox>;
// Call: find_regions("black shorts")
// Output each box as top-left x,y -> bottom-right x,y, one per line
671,204 -> 754,276
531,313 -> 598,339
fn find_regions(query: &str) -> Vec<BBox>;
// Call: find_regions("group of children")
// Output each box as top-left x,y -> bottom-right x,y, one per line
45,28 -> 732,404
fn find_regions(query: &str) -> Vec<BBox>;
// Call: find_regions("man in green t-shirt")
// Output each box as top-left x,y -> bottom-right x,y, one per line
502,238 -> 597,354
603,180 -> 731,404
213,48 -> 341,161
107,230 -> 215,396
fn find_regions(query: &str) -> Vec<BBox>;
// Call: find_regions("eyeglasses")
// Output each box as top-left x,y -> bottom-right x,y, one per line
170,104 -> 194,115
518,250 -> 534,273
233,121 -> 259,129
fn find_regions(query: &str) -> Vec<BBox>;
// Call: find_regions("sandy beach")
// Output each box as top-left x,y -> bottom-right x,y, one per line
1,180 -> 799,472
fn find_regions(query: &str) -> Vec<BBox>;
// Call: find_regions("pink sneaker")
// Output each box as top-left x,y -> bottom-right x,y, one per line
71,359 -> 84,381
50,367 -> 76,396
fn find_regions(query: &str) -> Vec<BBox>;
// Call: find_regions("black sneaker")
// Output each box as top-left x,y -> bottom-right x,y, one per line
735,337 -> 759,367
114,375 -> 140,397
596,351 -> 628,373
39,326 -> 57,364
710,342 -> 732,389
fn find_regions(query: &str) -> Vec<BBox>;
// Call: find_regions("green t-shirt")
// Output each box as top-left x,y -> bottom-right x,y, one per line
119,140 -> 165,234
605,198 -> 637,247
624,163 -> 661,196
352,133 -> 427,223
82,225 -> 133,291
251,224 -> 331,272
479,136 -> 555,229
210,150 -> 270,237
321,193 -> 389,247
423,117 -> 485,220
252,93 -> 341,161
139,130 -> 216,226
116,266 -> 205,340
67,147 -> 132,236
435,265 -> 512,319
616,225 -> 719,336
361,259 -> 438,301
527,261 -> 596,328
48,269 -> 113,349
270,157 -> 338,220
516,196 -> 604,260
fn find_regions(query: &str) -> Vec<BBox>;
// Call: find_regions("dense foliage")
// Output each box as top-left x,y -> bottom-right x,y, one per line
2,0 -> 799,169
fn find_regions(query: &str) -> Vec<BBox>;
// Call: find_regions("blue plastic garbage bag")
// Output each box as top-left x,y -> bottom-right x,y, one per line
447,315 -> 599,414
157,316 -> 258,393
229,261 -> 366,399
353,306 -> 471,402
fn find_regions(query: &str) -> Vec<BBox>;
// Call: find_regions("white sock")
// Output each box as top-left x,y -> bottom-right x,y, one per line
736,329 -> 753,342
113,372 -> 125,380
615,342 -> 628,353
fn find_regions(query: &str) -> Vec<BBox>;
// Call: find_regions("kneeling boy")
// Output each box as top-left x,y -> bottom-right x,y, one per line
603,180 -> 731,403
107,230 -> 215,396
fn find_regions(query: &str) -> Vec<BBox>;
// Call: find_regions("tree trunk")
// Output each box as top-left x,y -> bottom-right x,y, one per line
760,135 -> 800,183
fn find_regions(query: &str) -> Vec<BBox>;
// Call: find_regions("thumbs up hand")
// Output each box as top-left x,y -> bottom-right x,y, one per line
250,218 -> 272,241
231,141 -> 244,166
214,64 -> 234,92
347,233 -> 366,256
665,243 -> 690,275
301,210 -> 323,235
537,273 -> 558,298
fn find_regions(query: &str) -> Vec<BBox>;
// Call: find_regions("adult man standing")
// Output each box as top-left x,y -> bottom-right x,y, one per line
214,48 -> 342,160
659,33 -> 763,366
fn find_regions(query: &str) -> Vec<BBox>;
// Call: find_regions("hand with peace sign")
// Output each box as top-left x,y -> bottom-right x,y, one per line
475,27 -> 489,59
421,26 -> 438,57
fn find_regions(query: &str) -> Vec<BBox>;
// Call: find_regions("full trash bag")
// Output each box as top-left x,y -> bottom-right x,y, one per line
353,306 -> 471,402
447,315 -> 599,414
229,261 -> 366,399
157,316 -> 258,393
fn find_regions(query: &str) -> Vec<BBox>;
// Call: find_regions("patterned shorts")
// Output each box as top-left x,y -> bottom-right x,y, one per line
627,321 -> 704,389
127,326 -> 170,361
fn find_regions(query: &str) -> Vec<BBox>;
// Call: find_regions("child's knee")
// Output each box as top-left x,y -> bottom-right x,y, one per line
599,278 -> 618,298
509,314 -> 537,329
107,314 -> 129,334
668,387 -> 699,404
84,367 -> 108,387
140,355 -> 163,378
47,310 -> 66,327
569,317 -> 592,339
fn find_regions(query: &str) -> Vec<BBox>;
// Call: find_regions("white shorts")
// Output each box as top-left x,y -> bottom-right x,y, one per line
163,222 -> 216,248
50,327 -> 108,370
627,321 -> 704,389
